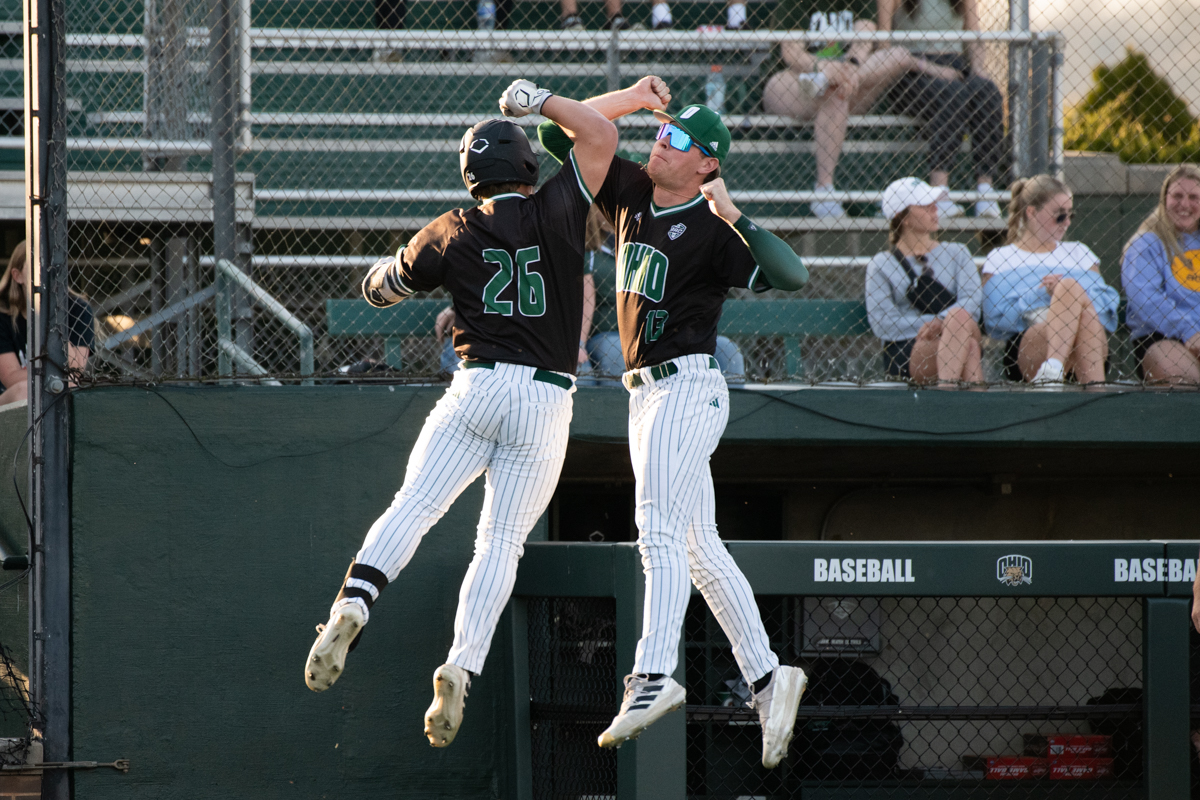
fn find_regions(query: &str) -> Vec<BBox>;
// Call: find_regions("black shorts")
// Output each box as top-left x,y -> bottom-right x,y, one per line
882,339 -> 915,379
1003,332 -> 1111,383
1132,332 -> 1175,380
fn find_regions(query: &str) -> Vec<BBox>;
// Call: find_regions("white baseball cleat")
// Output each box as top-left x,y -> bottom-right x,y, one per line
753,665 -> 808,769
304,603 -> 365,692
597,673 -> 687,748
424,663 -> 471,748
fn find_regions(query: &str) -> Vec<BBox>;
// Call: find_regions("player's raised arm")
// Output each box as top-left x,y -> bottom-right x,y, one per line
700,178 -> 810,291
498,80 -> 617,198
536,76 -> 670,166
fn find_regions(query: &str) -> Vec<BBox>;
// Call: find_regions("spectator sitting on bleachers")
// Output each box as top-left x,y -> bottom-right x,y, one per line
648,0 -> 750,30
0,241 -> 94,406
762,4 -> 964,218
876,0 -> 1003,218
1121,164 -> 1200,385
559,0 -> 629,30
866,177 -> 982,383
982,176 -> 1119,388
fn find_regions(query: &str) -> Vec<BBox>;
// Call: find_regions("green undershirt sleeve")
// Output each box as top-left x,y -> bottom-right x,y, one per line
734,215 -> 809,291
537,121 -> 574,165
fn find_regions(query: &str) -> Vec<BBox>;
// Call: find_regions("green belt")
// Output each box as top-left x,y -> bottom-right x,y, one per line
462,360 -> 574,391
623,356 -> 719,389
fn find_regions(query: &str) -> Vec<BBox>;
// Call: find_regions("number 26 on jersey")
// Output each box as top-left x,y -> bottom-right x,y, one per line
482,247 -> 546,317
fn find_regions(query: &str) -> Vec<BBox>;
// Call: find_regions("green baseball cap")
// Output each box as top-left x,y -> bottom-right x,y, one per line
653,104 -> 731,164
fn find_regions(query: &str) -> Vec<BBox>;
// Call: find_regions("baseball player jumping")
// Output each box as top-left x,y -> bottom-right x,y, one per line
304,80 -> 661,748
539,95 -> 811,767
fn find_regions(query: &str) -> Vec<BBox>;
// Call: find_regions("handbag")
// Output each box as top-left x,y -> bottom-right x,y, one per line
893,249 -> 957,316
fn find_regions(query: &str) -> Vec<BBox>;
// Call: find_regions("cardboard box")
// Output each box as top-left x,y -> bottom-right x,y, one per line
1047,735 -> 1112,758
986,757 -> 1049,779
1049,757 -> 1114,780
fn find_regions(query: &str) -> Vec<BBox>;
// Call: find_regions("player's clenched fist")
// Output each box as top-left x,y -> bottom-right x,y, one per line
700,178 -> 742,225
362,254 -> 406,308
499,79 -> 553,118
629,75 -> 671,111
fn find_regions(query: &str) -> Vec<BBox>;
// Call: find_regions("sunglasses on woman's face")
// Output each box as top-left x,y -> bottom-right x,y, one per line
656,123 -> 714,158
1053,210 -> 1075,224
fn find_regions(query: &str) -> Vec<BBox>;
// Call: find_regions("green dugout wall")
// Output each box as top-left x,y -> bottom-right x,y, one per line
2,385 -> 1199,798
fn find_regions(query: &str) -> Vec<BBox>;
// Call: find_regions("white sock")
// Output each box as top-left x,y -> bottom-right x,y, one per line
1042,358 -> 1064,373
727,2 -> 746,28
652,3 -> 672,25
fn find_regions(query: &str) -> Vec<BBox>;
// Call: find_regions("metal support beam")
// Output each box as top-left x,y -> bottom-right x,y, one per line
25,0 -> 71,790
210,0 -> 242,368
1143,597 -> 1190,800
1029,41 -> 1050,176
1007,0 -> 1031,180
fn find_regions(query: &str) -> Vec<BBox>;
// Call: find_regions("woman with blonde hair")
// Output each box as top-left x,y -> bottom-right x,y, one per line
1121,163 -> 1200,384
982,175 -> 1119,387
0,241 -> 94,405
866,177 -> 983,384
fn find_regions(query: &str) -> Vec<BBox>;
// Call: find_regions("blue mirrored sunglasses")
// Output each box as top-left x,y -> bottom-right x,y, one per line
656,123 -> 714,158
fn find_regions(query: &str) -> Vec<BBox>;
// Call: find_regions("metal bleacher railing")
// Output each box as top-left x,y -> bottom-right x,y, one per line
2,2 -> 1079,384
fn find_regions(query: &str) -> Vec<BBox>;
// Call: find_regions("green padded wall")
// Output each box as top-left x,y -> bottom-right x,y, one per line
69,385 -> 538,800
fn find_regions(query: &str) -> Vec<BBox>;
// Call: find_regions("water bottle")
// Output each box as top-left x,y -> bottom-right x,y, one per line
477,0 -> 496,31
705,65 -> 725,113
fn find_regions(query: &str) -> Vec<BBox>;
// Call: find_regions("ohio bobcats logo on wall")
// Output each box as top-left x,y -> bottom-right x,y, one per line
469,139 -> 489,154
668,223 -> 687,241
996,554 -> 1032,586
617,242 -> 670,302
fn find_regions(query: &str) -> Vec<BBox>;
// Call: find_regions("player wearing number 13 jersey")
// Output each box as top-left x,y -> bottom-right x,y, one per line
304,79 -> 626,750
541,96 -> 813,768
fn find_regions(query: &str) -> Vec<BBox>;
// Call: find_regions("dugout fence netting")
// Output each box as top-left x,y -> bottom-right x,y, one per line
528,593 -> 1159,799
14,0 -> 1200,386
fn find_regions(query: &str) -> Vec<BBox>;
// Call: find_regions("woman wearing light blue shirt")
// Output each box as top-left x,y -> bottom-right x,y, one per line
982,175 -> 1118,387
1121,164 -> 1200,384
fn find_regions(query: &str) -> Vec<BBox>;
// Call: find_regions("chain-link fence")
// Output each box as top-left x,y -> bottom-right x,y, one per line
10,0 -> 1200,387
527,592 -> 1152,798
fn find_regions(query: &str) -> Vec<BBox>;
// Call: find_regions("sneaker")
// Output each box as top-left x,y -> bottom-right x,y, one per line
936,198 -> 965,218
810,189 -> 846,218
753,665 -> 808,769
795,71 -> 828,101
975,198 -> 1002,218
603,14 -> 630,30
1030,358 -> 1066,390
424,663 -> 471,747
304,603 -> 365,692
597,673 -> 687,748
559,14 -> 583,29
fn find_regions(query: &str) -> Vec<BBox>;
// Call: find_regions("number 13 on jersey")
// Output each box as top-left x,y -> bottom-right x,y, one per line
482,247 -> 546,317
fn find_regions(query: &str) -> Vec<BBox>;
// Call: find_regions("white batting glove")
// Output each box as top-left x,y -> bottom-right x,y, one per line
362,254 -> 407,308
499,79 -> 553,118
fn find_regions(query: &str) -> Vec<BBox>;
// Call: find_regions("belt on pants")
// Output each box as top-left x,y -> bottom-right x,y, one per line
462,360 -> 574,391
623,356 -> 719,390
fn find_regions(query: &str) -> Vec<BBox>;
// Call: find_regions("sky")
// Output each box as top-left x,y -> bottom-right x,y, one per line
1029,0 -> 1200,113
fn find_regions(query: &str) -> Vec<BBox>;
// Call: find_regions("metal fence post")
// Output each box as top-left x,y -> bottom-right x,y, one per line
615,545 -> 686,800
25,0 -> 71,788
210,0 -> 245,368
1007,0 -> 1031,180
1029,39 -> 1050,176
1143,597 -> 1190,800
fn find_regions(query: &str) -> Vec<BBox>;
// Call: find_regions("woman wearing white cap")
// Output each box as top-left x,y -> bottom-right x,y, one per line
866,177 -> 982,384
982,175 -> 1118,387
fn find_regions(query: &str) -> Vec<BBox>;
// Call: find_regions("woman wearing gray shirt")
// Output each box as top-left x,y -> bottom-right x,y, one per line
866,177 -> 983,383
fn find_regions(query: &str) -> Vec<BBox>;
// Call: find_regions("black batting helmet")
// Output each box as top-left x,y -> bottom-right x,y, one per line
460,119 -> 539,198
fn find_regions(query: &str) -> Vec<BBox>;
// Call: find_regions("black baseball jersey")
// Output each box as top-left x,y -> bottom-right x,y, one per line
594,157 -> 769,370
388,152 -> 593,373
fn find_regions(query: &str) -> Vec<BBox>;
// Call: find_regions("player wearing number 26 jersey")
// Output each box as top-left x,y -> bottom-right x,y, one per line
304,79 -> 623,751
541,97 -> 812,768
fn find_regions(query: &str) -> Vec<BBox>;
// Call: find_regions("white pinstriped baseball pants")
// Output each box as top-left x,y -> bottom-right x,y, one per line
343,362 -> 574,675
627,354 -> 779,683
